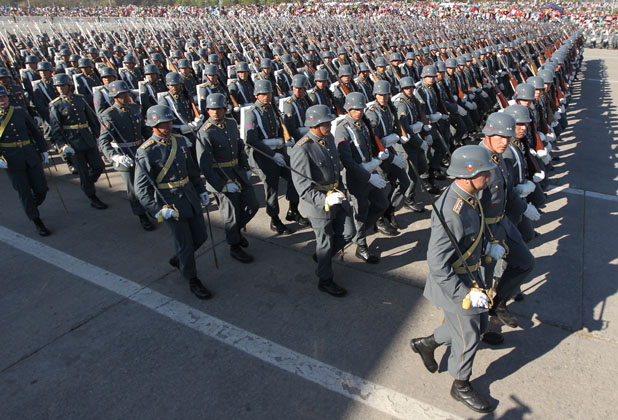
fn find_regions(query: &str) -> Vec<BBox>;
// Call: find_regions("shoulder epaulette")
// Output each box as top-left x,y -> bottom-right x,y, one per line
368,105 -> 376,111
203,122 -> 214,130
50,97 -> 61,104
452,197 -> 464,215
297,136 -> 311,147
140,139 -> 155,150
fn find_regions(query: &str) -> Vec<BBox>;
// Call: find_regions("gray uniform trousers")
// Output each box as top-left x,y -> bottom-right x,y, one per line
72,147 -> 104,197
253,153 -> 299,218
396,141 -> 428,200
310,206 -> 355,281
118,168 -> 146,216
434,311 -> 488,380
215,188 -> 259,246
167,214 -> 207,280
6,161 -> 48,220
349,184 -> 389,247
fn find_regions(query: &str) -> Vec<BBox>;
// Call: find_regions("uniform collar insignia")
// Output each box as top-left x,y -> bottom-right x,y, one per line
491,153 -> 501,164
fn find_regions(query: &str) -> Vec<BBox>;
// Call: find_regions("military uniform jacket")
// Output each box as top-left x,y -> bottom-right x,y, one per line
424,182 -> 488,315
119,68 -> 142,90
139,79 -> 167,113
32,79 -> 58,123
197,81 -> 226,114
99,103 -> 151,172
197,116 -> 251,193
245,100 -> 283,158
228,78 -> 255,106
20,68 -> 39,97
394,94 -> 425,148
75,72 -> 101,105
5,83 -> 30,112
354,76 -> 374,102
135,134 -> 205,219
290,131 -> 348,220
182,74 -> 199,98
335,115 -> 377,193
479,143 -> 527,242
332,81 -> 357,112
435,79 -> 458,113
282,94 -> 311,141
275,71 -> 293,96
307,87 -> 336,114
158,91 -> 195,132
415,82 -> 439,115
0,106 -> 47,170
49,94 -> 100,151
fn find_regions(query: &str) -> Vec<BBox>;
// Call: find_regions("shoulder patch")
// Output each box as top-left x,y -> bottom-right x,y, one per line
140,139 -> 155,150
50,97 -> 61,104
203,122 -> 214,130
369,105 -> 375,111
297,137 -> 311,147
453,198 -> 464,215
285,98 -> 292,104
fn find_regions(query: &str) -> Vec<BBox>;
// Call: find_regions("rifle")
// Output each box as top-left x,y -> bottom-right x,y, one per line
481,67 -> 509,109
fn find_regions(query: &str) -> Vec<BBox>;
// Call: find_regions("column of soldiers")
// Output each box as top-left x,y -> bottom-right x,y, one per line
0,22 -> 584,412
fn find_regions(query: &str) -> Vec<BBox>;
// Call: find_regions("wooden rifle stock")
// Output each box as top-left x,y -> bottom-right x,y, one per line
481,68 -> 509,109
361,115 -> 385,154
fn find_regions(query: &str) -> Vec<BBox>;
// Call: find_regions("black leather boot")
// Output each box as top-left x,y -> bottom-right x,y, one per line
88,195 -> 108,210
139,215 -> 154,231
450,379 -> 494,413
404,197 -> 425,213
376,217 -> 398,236
230,245 -> 254,264
410,335 -> 441,373
286,206 -> 310,227
189,277 -> 212,300
492,299 -> 518,328
355,244 -> 379,264
33,218 -> 51,237
270,217 -> 294,235
318,278 -> 347,297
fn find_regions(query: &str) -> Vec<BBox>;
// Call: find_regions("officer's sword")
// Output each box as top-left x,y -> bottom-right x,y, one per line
44,155 -> 68,212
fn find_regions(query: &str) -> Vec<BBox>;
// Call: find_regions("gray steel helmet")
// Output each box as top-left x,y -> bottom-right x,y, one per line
260,58 -> 272,69
375,57 -> 387,67
482,112 -> 516,137
206,92 -> 226,109
504,104 -> 532,124
146,105 -> 175,127
37,61 -> 53,72
314,69 -> 329,82
456,56 -> 466,66
0,85 -> 7,96
0,67 -> 10,78
304,104 -> 336,127
69,54 -> 81,63
204,64 -> 218,76
447,145 -> 496,178
53,73 -> 72,86
99,66 -> 117,78
151,53 -> 164,62
399,76 -> 415,89
123,55 -> 137,64
78,57 -> 94,68
446,58 -> 457,68
235,62 -> 250,73
254,79 -> 273,95
165,72 -> 184,86
435,61 -> 447,72
25,55 -> 39,64
291,74 -> 308,89
144,64 -> 159,75
405,52 -> 415,61
281,54 -> 293,64
514,83 -> 535,101
527,76 -> 545,90
108,80 -> 130,97
344,92 -> 366,110
338,65 -> 353,77
373,80 -> 391,95
358,63 -> 370,72
421,65 -> 437,78
208,54 -> 220,64
389,52 -> 403,62
537,70 -> 554,85
177,58 -> 191,69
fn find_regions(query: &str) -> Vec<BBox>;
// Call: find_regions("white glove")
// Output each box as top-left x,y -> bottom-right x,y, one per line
0,157 -> 7,169
441,113 -> 450,120
411,121 -> 424,134
538,148 -> 551,164
423,124 -> 432,131
41,152 -> 49,164
246,170 -> 252,179
452,95 -> 458,102
188,115 -> 204,130
272,152 -> 286,167
361,158 -> 381,173
62,145 -> 75,154
429,112 -> 442,123
480,90 -> 489,98
399,135 -> 409,144
263,138 -> 284,150
424,134 -> 433,146
224,183 -> 240,193
524,203 -> 541,221
420,140 -> 429,152
469,290 -> 490,309
485,242 -> 506,260
378,150 -> 389,160
115,155 -> 134,168
392,155 -> 406,169
457,105 -> 467,116
325,191 -> 345,208
469,102 -> 478,110
515,180 -> 535,198
368,173 -> 387,189
285,138 -> 295,148
180,124 -> 192,134
200,191 -> 210,206
34,116 -> 42,126
156,207 -> 178,220
464,101 -> 475,111
468,93 -> 476,100
538,132 -> 546,142
533,171 -> 545,183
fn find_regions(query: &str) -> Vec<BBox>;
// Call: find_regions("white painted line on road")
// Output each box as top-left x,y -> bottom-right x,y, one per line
584,78 -> 618,84
0,225 -> 460,420
549,185 -> 618,202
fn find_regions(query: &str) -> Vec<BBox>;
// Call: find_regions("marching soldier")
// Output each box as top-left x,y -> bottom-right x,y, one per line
178,58 -> 199,99
119,55 -> 143,91
139,64 -> 167,116
74,58 -> 102,108
196,93 -> 258,264
332,65 -> 357,113
335,92 -> 389,264
20,55 -> 40,98
479,113 -> 536,329
159,72 -> 203,151
49,73 -> 107,210
410,145 -> 498,414
198,65 -> 227,116
227,62 -> 255,107
354,63 -> 374,102
245,79 -> 309,234
0,85 -> 50,236
281,74 -> 312,142
99,80 -> 154,231
134,105 -> 212,300
307,69 -> 336,114
93,66 -> 117,116
291,104 -> 355,297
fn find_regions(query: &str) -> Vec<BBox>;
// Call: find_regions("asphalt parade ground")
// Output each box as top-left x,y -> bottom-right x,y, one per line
1,49 -> 617,420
